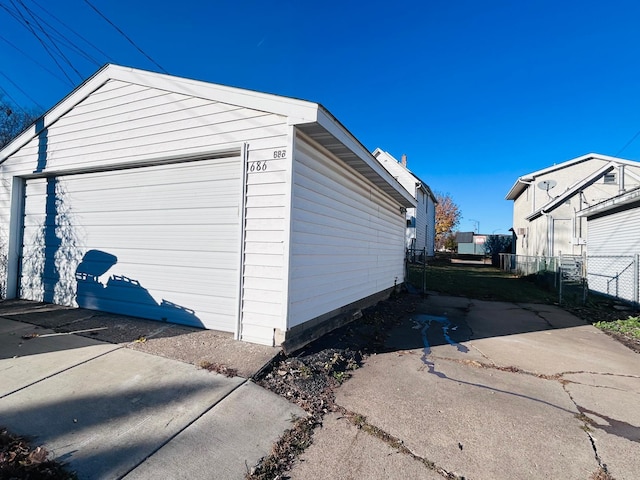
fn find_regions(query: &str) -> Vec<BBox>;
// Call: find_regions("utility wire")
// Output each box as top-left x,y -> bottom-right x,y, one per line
16,0 -> 83,81
0,70 -> 44,109
616,129 -> 640,157
30,0 -> 112,64
6,0 -> 75,85
82,0 -> 168,73
0,83 -> 30,115
0,34 -> 70,86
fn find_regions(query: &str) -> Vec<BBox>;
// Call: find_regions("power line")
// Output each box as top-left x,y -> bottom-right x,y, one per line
0,34 -> 71,86
616,128 -> 640,157
0,83 -> 30,115
5,0 -> 76,85
0,70 -> 44,109
15,0 -> 84,81
30,0 -> 112,64
82,0 -> 168,74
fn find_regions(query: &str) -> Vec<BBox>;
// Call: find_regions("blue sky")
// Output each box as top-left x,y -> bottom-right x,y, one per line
3,0 -> 640,234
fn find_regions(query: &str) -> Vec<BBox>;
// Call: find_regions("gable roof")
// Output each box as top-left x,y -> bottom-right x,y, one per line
0,64 -> 415,207
525,161 -> 618,220
505,153 -> 640,200
372,148 -> 437,202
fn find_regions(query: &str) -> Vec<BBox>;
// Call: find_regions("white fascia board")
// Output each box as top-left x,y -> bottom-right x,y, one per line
525,162 -> 616,221
315,108 -> 416,207
578,186 -> 640,218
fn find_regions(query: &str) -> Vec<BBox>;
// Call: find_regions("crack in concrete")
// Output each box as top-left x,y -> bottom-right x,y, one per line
336,406 -> 467,480
424,354 -> 640,474
468,344 -> 495,364
516,304 -> 556,329
561,383 -> 612,475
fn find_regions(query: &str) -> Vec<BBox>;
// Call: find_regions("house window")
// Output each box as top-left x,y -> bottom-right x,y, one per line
604,173 -> 617,184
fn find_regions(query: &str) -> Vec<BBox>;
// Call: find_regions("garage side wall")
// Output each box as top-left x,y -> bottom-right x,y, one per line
288,134 -> 405,330
586,206 -> 640,303
0,79 -> 290,344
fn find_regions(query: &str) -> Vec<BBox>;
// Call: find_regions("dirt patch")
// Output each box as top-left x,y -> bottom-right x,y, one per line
0,427 -> 76,479
248,292 -> 416,479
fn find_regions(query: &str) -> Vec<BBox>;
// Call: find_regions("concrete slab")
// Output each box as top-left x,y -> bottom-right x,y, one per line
125,381 -> 305,480
0,300 -> 280,379
564,376 -> 640,480
0,348 -> 244,480
129,330 -> 279,379
468,325 -> 640,377
0,318 -> 120,397
289,412 -> 442,480
336,352 -> 598,480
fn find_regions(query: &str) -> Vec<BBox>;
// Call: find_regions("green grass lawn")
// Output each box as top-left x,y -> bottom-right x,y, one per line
407,262 -> 558,304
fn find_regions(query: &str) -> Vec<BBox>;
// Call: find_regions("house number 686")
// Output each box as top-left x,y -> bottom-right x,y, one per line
249,161 -> 267,172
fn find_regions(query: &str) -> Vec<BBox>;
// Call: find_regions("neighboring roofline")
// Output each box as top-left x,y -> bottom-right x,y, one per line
578,186 -> 640,218
372,147 -> 437,202
505,153 -> 639,200
525,162 -> 617,220
0,64 -> 415,207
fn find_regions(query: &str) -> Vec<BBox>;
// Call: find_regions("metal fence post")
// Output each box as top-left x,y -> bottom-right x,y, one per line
422,247 -> 426,294
582,251 -> 587,305
558,253 -> 563,304
635,254 -> 639,308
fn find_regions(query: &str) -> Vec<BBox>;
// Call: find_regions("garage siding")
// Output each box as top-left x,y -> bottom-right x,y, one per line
1,79 -> 290,344
288,134 -> 405,327
586,208 -> 640,303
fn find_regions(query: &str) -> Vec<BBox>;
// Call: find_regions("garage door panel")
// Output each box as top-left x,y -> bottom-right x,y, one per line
67,183 -> 241,210
20,156 -> 242,332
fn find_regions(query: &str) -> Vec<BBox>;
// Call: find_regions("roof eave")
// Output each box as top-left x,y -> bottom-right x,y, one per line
308,107 -> 416,207
578,186 -> 640,217
525,162 -> 617,221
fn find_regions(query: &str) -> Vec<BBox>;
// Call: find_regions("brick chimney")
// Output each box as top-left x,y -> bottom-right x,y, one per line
401,154 -> 407,167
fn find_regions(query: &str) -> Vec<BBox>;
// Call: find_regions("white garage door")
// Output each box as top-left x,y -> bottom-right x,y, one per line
19,155 -> 243,332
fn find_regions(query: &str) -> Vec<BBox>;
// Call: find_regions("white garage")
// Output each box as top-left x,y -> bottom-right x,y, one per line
0,64 -> 415,348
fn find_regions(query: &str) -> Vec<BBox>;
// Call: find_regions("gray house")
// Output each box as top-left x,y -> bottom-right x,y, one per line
506,153 -> 640,257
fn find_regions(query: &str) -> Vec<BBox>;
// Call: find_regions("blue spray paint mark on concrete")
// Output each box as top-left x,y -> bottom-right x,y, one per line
412,314 -> 469,373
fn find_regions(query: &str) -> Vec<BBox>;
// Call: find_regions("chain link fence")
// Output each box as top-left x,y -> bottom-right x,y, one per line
405,247 -> 427,294
586,255 -> 639,305
499,253 -> 640,306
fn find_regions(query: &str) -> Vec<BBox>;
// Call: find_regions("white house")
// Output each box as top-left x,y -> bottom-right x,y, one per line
0,64 -> 415,349
372,148 -> 436,256
506,153 -> 640,257
578,187 -> 640,304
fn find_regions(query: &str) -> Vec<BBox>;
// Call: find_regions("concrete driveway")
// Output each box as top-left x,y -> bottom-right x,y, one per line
0,301 -> 303,480
290,293 -> 640,480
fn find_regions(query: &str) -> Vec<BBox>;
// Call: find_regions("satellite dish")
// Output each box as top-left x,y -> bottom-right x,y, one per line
538,180 -> 557,192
